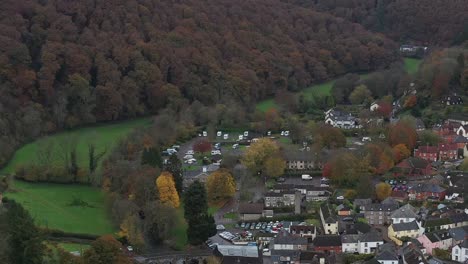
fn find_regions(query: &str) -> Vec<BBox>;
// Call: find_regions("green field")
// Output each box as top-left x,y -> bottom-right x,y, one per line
302,80 -> 335,99
6,181 -> 114,235
404,58 -> 422,75
1,117 -> 152,174
170,206 -> 188,250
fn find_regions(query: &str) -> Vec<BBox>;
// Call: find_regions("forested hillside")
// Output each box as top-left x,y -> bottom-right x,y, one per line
286,0 -> 468,45
0,0 -> 398,165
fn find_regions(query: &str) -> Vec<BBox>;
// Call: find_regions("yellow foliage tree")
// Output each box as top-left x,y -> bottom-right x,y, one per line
241,138 -> 281,175
375,182 -> 392,201
264,156 -> 286,178
206,169 -> 236,203
393,143 -> 410,163
156,171 -> 180,208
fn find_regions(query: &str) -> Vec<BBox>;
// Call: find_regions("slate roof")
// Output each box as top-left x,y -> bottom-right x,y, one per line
392,220 -> 419,232
239,203 -> 264,214
354,198 -> 372,207
313,235 -> 342,247
361,203 -> 399,212
424,217 -> 452,228
406,157 -> 431,169
320,203 -> 337,223
215,245 -> 259,258
460,239 -> 468,248
274,231 -> 308,245
390,204 -> 418,219
354,222 -> 371,234
453,135 -> 468,143
425,230 -> 451,243
376,250 -> 399,261
342,234 -> 360,244
381,197 -> 399,205
360,231 -> 383,242
410,183 -> 446,193
449,226 -> 468,241
449,213 -> 468,224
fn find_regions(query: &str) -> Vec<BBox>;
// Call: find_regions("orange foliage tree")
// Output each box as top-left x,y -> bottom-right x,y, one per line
393,144 -> 411,163
388,122 -> 417,150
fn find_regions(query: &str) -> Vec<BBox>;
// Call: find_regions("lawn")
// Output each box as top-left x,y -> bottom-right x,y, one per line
58,242 -> 91,253
1,117 -> 152,174
404,58 -> 422,75
256,99 -> 278,112
5,181 -> 114,235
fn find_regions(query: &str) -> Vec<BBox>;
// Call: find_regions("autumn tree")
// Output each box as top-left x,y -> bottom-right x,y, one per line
83,235 -> 132,264
156,172 -> 180,208
393,144 -> 411,163
143,201 -> 178,244
403,95 -> 417,108
325,152 -> 371,187
349,84 -> 373,105
313,125 -> 346,149
184,181 -> 208,220
375,101 -> 392,119
193,139 -> 212,154
206,169 -> 236,202
418,130 -> 441,146
263,156 -> 286,178
164,155 -> 183,195
241,138 -> 282,175
141,147 -> 162,168
375,182 -> 392,201
388,121 -> 417,150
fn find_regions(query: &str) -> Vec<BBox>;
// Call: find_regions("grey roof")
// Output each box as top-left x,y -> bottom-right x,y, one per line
390,204 -> 418,219
460,239 -> 468,248
239,203 -> 264,214
392,220 -> 419,232
360,231 -> 383,242
381,197 -> 399,206
274,231 -> 308,245
216,245 -> 259,258
342,234 -> 360,244
410,183 -> 446,193
453,135 -> 468,143
361,203 -> 399,212
320,203 -> 337,223
425,230 -> 451,243
313,235 -> 342,247
449,226 -> 468,241
376,250 -> 399,261
354,198 -> 372,207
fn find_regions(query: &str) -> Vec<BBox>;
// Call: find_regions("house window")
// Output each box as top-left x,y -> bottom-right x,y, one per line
365,243 -> 368,247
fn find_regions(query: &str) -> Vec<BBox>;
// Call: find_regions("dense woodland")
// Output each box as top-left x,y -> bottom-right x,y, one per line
0,0 -> 399,165
286,0 -> 468,45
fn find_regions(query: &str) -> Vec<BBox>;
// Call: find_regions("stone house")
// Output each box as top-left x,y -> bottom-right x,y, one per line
360,203 -> 399,225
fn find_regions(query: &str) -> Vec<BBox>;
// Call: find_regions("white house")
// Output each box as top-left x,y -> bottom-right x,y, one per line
390,204 -> 418,224
452,240 -> 468,263
376,250 -> 399,264
370,102 -> 380,112
320,203 -> 338,235
456,125 -> 468,137
342,232 -> 384,254
324,108 -> 361,129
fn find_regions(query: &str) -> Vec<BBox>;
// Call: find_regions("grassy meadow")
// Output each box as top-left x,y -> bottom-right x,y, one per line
404,58 -> 422,75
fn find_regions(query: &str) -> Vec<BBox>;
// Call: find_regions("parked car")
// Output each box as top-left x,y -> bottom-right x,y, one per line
276,177 -> 286,182
211,150 -> 221,155
185,158 -> 197,164
172,145 -> 180,150
245,223 -> 251,229
216,225 -> 226,231
240,222 -> 246,228
186,150 -> 194,155
214,143 -> 221,150
337,196 -> 345,200
223,134 -> 229,140
127,246 -> 133,252
302,174 -> 313,180
284,131 -> 289,136
183,154 -> 194,160
232,143 -> 239,149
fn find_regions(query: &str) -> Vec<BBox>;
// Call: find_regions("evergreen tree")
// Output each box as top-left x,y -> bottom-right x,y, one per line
184,181 -> 208,221
165,155 -> 183,195
6,200 -> 45,264
141,147 -> 162,168
184,181 -> 216,245
187,214 -> 216,245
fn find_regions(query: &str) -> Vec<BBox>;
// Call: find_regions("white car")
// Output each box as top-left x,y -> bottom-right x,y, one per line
284,131 -> 290,136
186,150 -> 194,155
127,246 -> 133,252
232,144 -> 239,149
216,224 -> 226,231
185,158 -> 197,164
183,154 -> 194,160
223,134 -> 229,140
167,148 -> 177,154
211,150 -> 221,155
337,196 -> 345,200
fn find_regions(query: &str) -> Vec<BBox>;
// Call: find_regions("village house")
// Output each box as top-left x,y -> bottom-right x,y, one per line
447,113 -> 468,126
284,151 -> 318,171
264,191 -> 298,208
391,190 -> 409,203
312,235 -> 342,253
408,183 -> 446,201
238,203 -> 265,221
417,230 -> 452,255
414,146 -> 439,162
393,157 -> 432,177
299,251 -> 327,264
375,250 -> 399,264
290,224 -> 317,240
449,226 -> 468,245
450,213 -> 468,228
341,231 -> 384,254
336,204 -> 352,216
272,231 -> 308,251
438,143 -> 459,160
442,94 -> 463,106
423,217 -> 453,233
214,245 -> 261,264
453,135 -> 468,149
388,220 -> 422,246
360,203 -> 399,225
320,203 -> 338,234
452,239 -> 468,263
324,108 -> 360,129
390,204 -> 418,224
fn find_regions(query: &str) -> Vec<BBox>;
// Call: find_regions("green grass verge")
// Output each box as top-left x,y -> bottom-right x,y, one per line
208,206 -> 220,216
404,58 -> 422,75
58,242 -> 91,253
1,117 -> 152,174
170,206 -> 188,250
223,212 -> 237,219
5,181 -> 115,235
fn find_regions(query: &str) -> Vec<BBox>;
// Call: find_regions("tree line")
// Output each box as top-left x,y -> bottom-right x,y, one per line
0,0 -> 398,166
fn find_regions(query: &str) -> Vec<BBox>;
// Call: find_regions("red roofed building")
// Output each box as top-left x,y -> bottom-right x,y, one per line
414,146 -> 438,162
393,157 -> 432,177
438,143 -> 458,160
